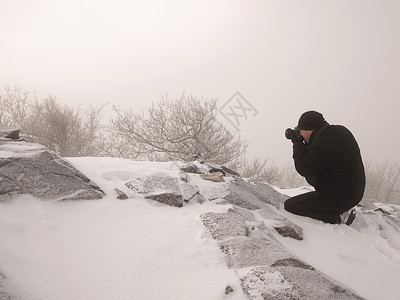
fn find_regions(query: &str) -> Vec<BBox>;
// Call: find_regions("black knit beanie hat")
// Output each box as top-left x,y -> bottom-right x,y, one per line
297,111 -> 325,130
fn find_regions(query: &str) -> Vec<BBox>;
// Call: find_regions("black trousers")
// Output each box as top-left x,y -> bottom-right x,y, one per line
284,191 -> 344,224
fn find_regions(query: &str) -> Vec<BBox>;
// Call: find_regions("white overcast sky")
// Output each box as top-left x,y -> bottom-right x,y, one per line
1,0 -> 399,165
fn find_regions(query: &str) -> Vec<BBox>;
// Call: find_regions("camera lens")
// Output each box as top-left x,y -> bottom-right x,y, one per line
285,128 -> 293,139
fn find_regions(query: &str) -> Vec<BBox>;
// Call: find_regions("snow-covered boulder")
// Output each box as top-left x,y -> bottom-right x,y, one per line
200,171 -> 225,182
0,139 -> 104,201
125,174 -> 189,207
201,210 -> 247,240
201,206 -> 362,300
0,125 -> 20,140
180,162 -> 202,174
2,155 -> 400,300
223,176 -> 287,209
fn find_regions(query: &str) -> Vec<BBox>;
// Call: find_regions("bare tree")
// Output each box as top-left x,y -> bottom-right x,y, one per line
276,164 -> 308,189
382,163 -> 400,203
109,94 -> 248,164
238,157 -> 282,184
26,95 -> 105,157
363,161 -> 400,205
0,86 -> 31,129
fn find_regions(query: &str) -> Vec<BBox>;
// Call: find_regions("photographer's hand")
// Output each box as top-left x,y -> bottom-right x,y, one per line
290,130 -> 303,144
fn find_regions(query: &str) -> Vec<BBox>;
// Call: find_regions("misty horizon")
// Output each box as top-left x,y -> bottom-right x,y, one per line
1,0 -> 399,165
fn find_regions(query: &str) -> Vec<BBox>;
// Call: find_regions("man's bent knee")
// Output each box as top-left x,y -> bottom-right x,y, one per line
284,198 -> 296,213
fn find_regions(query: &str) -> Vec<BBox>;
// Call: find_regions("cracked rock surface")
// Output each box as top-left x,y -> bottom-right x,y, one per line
201,206 -> 364,300
223,176 -> 288,210
0,140 -> 104,201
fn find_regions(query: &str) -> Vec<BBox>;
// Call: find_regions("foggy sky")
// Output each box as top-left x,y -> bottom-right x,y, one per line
1,0 -> 399,166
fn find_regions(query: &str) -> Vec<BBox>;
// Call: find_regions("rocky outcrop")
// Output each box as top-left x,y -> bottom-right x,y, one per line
0,129 -> 370,298
122,161 -> 236,206
223,176 -> 287,209
0,125 -> 20,140
180,162 -> 202,174
0,126 -> 104,201
201,210 -> 247,240
125,174 -> 184,207
201,207 -> 363,300
200,172 -> 225,182
124,173 -> 206,207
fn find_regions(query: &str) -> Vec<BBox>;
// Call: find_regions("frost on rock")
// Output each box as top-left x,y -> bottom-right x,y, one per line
178,181 -> 199,202
201,203 -> 363,300
238,264 -> 364,300
239,267 -> 301,300
200,210 -> 247,240
124,173 -> 205,206
146,191 -> 183,207
125,174 -> 180,195
271,258 -> 314,270
0,140 -> 104,201
224,182 -> 264,210
125,174 -> 184,207
0,125 -> 20,140
200,172 -> 225,182
258,206 -> 304,240
220,236 -> 288,268
180,162 -> 202,174
223,176 -> 286,210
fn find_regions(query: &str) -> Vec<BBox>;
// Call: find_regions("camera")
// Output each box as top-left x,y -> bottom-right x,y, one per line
285,127 -> 300,140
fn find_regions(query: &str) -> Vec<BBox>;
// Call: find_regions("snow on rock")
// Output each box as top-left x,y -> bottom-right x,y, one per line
238,267 -> 301,300
275,199 -> 400,300
258,207 -> 304,241
0,139 -> 104,201
180,162 -> 202,174
125,174 -> 184,207
223,176 -> 287,210
2,149 -> 400,300
200,171 -> 225,182
201,206 -> 362,300
201,209 -> 247,240
0,125 -> 20,140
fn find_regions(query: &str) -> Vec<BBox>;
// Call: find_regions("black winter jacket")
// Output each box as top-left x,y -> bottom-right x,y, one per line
293,123 -> 365,210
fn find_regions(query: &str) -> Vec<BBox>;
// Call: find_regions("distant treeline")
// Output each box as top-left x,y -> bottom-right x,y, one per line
1,86 -> 398,205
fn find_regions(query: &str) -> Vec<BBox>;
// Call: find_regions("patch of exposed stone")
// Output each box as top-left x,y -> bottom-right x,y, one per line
0,127 -> 104,201
180,163 -> 202,174
200,210 -> 247,240
258,206 -> 304,241
0,125 -> 20,140
146,192 -> 183,207
125,174 -> 185,207
238,266 -> 301,300
271,258 -> 314,270
181,161 -> 240,177
220,236 -> 288,268
123,161 -> 235,206
115,188 -> 128,200
200,172 -> 225,182
205,162 -> 241,177
223,176 -> 288,210
223,181 -> 265,210
273,225 -> 303,241
123,171 -> 209,207
225,285 -> 234,295
179,181 -> 201,202
201,206 -> 364,300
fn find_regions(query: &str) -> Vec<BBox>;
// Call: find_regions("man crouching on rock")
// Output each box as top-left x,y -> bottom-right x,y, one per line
284,111 -> 365,224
